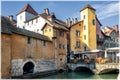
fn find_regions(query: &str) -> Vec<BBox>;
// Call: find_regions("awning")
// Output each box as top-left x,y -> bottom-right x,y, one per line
117,53 -> 120,56
106,47 -> 120,51
75,49 -> 103,54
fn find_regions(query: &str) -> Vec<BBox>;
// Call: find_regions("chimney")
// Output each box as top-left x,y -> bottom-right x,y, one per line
66,19 -> 69,25
115,25 -> 118,32
68,18 -> 72,26
8,15 -> 13,21
47,16 -> 54,22
72,18 -> 74,24
44,8 -> 50,15
50,12 -> 56,19
75,18 -> 78,23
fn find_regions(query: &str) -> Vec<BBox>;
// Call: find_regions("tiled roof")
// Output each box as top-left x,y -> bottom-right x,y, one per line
102,26 -> 117,36
1,16 -> 51,42
70,20 -> 83,28
1,16 -> 13,34
17,4 -> 38,16
80,4 -> 96,12
96,16 -> 102,26
24,15 -> 39,22
40,13 -> 69,31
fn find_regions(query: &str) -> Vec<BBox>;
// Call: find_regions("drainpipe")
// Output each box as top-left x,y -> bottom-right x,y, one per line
10,35 -> 12,78
53,30 -> 57,69
54,38 -> 57,69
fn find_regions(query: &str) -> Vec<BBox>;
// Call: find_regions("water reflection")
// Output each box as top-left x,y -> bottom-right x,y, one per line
39,71 -> 118,79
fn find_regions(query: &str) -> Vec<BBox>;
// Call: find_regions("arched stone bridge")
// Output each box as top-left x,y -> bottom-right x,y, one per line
95,63 -> 119,74
67,63 -> 119,74
67,63 -> 95,71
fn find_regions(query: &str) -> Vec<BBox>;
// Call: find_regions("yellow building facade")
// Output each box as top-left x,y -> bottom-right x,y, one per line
70,21 -> 84,53
70,4 -> 97,54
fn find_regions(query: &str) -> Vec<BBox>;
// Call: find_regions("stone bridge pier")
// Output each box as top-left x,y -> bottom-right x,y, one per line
95,63 -> 119,74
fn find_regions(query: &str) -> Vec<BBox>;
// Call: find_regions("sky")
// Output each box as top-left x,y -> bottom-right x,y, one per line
1,1 -> 119,29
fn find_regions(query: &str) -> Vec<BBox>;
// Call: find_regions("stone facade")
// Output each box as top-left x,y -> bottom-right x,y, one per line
1,34 -> 11,78
1,16 -> 56,78
1,32 -> 56,78
11,59 -> 56,76
42,22 -> 69,70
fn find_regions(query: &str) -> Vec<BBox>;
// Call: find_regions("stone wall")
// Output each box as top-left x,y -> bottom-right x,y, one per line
11,59 -> 57,76
1,34 -> 11,78
96,63 -> 119,74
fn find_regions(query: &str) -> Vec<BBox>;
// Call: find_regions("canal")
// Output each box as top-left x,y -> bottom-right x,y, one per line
38,71 -> 118,79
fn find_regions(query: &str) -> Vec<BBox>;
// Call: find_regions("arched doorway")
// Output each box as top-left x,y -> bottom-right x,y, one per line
23,61 -> 34,74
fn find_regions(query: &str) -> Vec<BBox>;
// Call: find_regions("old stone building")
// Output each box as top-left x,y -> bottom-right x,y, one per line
1,16 -> 56,78
1,4 -> 69,78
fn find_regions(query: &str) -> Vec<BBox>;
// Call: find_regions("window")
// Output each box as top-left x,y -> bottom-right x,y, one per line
28,22 -> 29,26
45,29 -> 47,33
84,25 -> 86,30
97,34 -> 99,39
79,24 -> 81,26
27,37 -> 31,44
84,35 -> 86,40
76,30 -> 80,37
84,46 -> 87,51
23,26 -> 25,29
37,29 -> 39,32
60,58 -> 62,61
59,44 -> 62,49
59,31 -> 64,37
20,16 -> 22,20
63,44 -> 65,49
92,19 -> 95,25
36,18 -> 38,23
84,15 -> 85,19
49,28 -> 51,32
76,41 -> 80,48
43,41 -> 46,46
66,34 -> 69,39
32,20 -> 33,24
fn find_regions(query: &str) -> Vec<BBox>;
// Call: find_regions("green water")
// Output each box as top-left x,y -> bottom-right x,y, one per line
40,71 -> 118,79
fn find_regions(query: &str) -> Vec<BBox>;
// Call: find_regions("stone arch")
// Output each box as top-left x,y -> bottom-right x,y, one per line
99,68 -> 119,74
21,59 -> 36,74
74,66 -> 94,73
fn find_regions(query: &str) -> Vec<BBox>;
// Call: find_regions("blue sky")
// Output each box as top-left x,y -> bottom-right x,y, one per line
1,1 -> 119,29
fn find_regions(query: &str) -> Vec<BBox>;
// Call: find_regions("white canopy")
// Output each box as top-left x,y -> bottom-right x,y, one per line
77,49 -> 103,54
117,53 -> 120,56
106,47 -> 120,51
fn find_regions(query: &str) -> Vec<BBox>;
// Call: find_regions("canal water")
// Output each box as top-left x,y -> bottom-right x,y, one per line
39,71 -> 118,79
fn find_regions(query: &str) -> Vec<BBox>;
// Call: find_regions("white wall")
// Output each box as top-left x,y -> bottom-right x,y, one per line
17,12 -> 26,28
25,16 -> 46,34
17,11 -> 36,29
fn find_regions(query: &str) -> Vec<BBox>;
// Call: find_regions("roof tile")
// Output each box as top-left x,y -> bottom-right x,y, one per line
80,4 -> 96,12
17,4 -> 38,16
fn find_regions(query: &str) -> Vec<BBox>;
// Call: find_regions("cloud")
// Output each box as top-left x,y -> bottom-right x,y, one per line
93,2 -> 119,20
